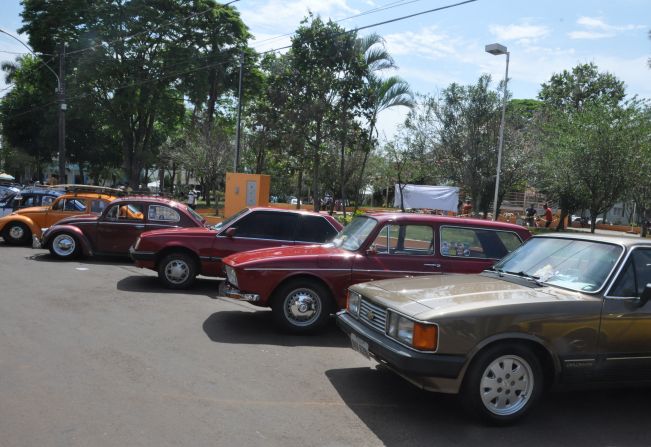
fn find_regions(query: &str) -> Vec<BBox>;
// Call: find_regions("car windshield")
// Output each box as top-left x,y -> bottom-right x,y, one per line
213,208 -> 248,230
493,237 -> 623,293
330,216 -> 378,251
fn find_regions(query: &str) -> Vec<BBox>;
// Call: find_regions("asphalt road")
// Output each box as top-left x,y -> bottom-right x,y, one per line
2,244 -> 651,447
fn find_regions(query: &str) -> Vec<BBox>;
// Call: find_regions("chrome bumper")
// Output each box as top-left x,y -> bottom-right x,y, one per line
218,282 -> 261,303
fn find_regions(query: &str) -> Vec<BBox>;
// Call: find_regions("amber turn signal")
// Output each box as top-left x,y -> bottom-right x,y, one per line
412,323 -> 438,351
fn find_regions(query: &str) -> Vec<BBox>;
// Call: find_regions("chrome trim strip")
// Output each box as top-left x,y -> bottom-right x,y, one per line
243,267 -> 350,272
215,235 -> 295,244
606,356 -> 651,361
562,358 -> 595,363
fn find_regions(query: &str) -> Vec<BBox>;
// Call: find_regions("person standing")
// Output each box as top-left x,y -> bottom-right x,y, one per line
543,203 -> 553,228
462,200 -> 473,216
525,204 -> 537,227
187,185 -> 198,210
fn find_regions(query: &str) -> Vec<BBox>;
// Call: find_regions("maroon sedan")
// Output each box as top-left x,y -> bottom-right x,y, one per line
221,214 -> 532,333
41,197 -> 205,259
130,207 -> 342,289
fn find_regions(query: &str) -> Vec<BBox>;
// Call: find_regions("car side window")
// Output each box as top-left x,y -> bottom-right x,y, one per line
64,199 -> 87,212
90,200 -> 106,214
610,249 -> 651,297
148,205 -> 180,223
42,196 -> 56,206
105,203 -> 144,221
371,224 -> 434,255
441,227 -> 517,259
51,199 -> 64,211
231,211 -> 298,240
295,215 -> 338,243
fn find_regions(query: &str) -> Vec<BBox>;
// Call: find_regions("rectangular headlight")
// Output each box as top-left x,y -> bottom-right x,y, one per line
347,289 -> 361,317
387,311 -> 438,351
224,265 -> 238,288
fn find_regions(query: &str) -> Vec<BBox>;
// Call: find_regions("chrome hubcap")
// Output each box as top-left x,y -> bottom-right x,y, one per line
284,289 -> 321,326
52,234 -> 76,257
165,260 -> 189,284
480,355 -> 533,416
9,225 -> 24,240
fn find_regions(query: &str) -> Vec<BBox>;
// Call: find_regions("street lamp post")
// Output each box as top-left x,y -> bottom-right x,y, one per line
0,29 -> 66,183
485,43 -> 509,221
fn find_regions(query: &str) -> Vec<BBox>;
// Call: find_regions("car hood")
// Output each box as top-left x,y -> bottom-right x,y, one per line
224,243 -> 351,266
13,205 -> 49,215
141,227 -> 215,238
352,274 -> 592,319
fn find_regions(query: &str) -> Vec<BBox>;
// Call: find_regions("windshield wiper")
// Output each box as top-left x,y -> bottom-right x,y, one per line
486,266 -> 504,277
504,270 -> 543,286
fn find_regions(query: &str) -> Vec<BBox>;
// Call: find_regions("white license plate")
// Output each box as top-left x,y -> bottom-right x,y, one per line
350,333 -> 370,359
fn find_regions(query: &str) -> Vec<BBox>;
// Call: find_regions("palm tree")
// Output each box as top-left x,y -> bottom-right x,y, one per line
353,35 -> 415,210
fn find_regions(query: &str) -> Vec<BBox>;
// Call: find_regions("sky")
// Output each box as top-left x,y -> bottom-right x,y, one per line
0,0 -> 649,138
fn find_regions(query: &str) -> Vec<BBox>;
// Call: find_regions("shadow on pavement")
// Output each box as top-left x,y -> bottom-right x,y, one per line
117,275 -> 221,297
27,252 -> 134,266
326,367 -> 651,446
202,310 -> 349,348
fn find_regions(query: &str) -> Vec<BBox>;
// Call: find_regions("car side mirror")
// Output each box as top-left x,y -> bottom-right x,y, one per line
225,227 -> 237,237
365,245 -> 377,256
638,283 -> 651,307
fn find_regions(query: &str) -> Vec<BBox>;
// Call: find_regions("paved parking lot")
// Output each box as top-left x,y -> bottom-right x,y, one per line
2,244 -> 651,447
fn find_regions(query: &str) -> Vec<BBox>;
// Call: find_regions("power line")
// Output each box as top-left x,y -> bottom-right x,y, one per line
4,0 -> 478,120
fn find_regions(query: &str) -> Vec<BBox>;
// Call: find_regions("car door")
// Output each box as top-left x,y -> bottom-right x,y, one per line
352,223 -> 440,284
96,202 -> 146,254
599,247 -> 651,380
212,210 -> 299,260
44,198 -> 88,228
438,226 -> 521,273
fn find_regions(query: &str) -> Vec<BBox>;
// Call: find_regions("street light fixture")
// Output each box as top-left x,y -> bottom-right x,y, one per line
485,42 -> 509,221
0,28 -> 66,183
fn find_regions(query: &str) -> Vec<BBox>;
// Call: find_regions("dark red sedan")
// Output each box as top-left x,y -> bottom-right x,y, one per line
130,207 -> 342,289
220,213 -> 532,333
40,197 -> 205,259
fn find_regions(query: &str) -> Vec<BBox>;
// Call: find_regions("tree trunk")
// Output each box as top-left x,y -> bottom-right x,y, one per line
339,135 -> 347,220
312,121 -> 322,212
590,210 -> 597,233
295,169 -> 303,210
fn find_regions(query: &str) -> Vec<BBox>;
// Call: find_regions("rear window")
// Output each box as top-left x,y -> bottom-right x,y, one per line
440,226 -> 522,259
295,215 -> 338,243
148,205 -> 180,222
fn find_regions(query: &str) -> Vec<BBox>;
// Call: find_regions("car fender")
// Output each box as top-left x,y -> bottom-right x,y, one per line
43,225 -> 94,256
268,271 -> 339,305
459,332 -> 562,386
0,214 -> 40,237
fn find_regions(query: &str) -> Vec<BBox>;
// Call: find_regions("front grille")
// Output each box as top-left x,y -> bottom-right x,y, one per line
359,299 -> 387,334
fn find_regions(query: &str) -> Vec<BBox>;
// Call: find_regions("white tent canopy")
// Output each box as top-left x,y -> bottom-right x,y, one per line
0,173 -> 15,181
394,184 -> 459,212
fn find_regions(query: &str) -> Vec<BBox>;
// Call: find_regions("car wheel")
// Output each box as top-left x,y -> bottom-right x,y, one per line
3,222 -> 31,245
461,343 -> 543,425
272,280 -> 332,334
158,252 -> 197,289
48,233 -> 80,259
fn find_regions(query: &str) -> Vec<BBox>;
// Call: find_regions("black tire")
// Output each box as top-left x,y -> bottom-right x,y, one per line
3,221 -> 31,245
157,252 -> 197,289
272,279 -> 333,334
460,343 -> 543,425
48,232 -> 80,259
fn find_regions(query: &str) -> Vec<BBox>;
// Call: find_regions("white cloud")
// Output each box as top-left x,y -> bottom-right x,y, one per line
488,22 -> 550,44
384,26 -> 459,60
569,16 -> 644,39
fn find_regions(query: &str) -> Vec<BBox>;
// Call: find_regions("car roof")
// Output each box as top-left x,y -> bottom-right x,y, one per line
108,195 -> 183,207
535,232 -> 651,247
364,213 -> 528,232
18,187 -> 63,195
58,192 -> 117,200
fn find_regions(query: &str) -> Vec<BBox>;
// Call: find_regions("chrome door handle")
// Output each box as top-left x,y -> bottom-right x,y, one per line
424,263 -> 441,268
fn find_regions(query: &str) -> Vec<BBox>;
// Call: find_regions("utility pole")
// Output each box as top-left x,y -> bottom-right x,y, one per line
233,51 -> 244,173
57,43 -> 67,183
